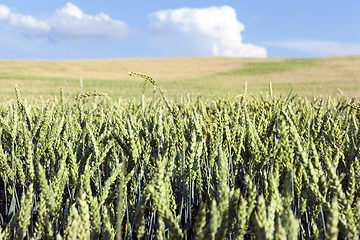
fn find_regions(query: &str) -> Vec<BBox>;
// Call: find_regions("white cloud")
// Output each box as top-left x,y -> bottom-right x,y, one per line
0,3 -> 268,58
148,6 -> 267,58
48,3 -> 129,40
0,3 -> 129,40
0,5 -> 50,37
0,5 -> 10,20
263,40 -> 360,57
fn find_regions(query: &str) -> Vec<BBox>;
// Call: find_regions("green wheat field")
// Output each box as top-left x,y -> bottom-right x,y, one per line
0,56 -> 360,239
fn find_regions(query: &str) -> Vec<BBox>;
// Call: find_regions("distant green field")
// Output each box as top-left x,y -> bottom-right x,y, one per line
0,56 -> 359,101
218,58 -> 319,76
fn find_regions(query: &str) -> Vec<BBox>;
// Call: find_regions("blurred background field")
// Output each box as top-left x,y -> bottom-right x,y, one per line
0,55 -> 359,101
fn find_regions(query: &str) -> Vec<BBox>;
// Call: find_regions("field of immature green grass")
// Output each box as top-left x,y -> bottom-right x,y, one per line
1,69 -> 360,239
0,55 -> 360,239
0,55 -> 359,101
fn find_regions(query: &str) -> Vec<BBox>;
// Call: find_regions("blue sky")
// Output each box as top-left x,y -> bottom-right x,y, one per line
0,0 -> 359,59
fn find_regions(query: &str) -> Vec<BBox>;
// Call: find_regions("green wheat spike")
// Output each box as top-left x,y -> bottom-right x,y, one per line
326,196 -> 339,240
234,196 -> 248,240
345,203 -> 359,239
128,72 -> 157,95
14,184 -> 33,239
193,203 -> 207,239
202,200 -> 220,239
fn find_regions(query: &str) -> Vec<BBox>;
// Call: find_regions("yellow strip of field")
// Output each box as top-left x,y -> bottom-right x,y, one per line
0,55 -> 359,101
